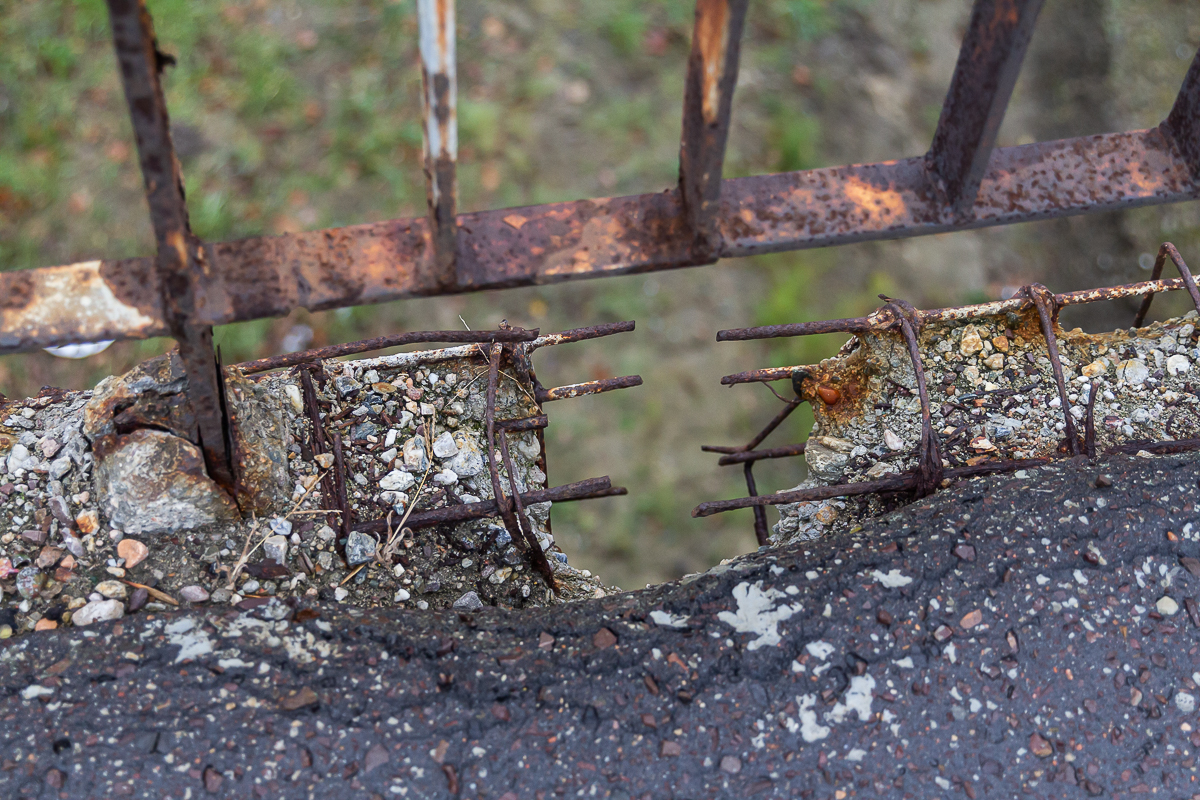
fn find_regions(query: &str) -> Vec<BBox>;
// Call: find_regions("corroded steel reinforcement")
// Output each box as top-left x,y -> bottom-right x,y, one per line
699,243 -> 1200,524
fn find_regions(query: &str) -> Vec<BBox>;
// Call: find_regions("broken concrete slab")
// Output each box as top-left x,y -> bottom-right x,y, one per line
93,429 -> 239,535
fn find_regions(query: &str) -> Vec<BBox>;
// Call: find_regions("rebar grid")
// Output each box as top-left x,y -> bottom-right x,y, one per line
269,322 -> 639,585
695,243 -> 1200,523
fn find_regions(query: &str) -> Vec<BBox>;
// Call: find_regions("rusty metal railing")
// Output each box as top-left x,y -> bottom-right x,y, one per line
2,0 -> 1200,495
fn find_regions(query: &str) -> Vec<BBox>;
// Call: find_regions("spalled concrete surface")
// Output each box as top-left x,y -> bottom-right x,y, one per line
2,453 -> 1200,798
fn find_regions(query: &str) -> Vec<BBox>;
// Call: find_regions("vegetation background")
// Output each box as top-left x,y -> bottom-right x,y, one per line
2,0 -> 1199,589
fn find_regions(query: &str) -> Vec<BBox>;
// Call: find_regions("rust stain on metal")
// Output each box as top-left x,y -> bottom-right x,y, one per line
694,0 -> 730,124
679,0 -> 747,241
9,127 -> 1200,354
816,385 -> 840,405
418,0 -> 458,288
0,261 -> 165,353
838,175 -> 912,229
793,344 -> 874,429
0,271 -> 34,311
536,375 -> 643,403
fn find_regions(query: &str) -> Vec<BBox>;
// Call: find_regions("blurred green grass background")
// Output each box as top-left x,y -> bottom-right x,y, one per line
3,0 -> 1200,588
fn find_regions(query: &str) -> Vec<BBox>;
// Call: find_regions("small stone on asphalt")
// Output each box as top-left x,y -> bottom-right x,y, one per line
180,585 -> 210,603
72,599 -> 124,627
452,591 -> 483,611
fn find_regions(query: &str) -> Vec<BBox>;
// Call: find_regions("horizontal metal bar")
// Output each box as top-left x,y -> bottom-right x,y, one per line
716,442 -> 806,466
718,275 -> 1195,345
720,367 -> 799,386
535,375 -> 643,403
236,328 -> 537,374
5,127 -> 1198,354
495,414 -> 548,432
1106,438 -> 1200,456
700,444 -> 741,454
692,458 -> 1050,517
528,320 -> 636,351
716,316 -> 876,341
351,476 -> 624,534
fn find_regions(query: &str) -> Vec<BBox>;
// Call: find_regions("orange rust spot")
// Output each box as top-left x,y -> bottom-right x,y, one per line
796,337 -> 876,430
166,229 -> 189,267
817,385 -> 840,405
840,176 -> 908,228
695,0 -> 730,124
503,214 -> 527,230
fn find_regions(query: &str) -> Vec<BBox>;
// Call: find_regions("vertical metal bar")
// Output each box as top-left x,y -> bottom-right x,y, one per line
678,0 -> 749,247
105,0 -> 235,492
925,0 -> 1044,217
418,0 -> 458,289
483,344 -> 529,551
742,462 -> 769,546
1028,284 -> 1081,456
512,343 -> 554,542
331,432 -> 352,540
1133,243 -> 1200,327
882,299 -> 943,496
1165,47 -> 1200,179
499,432 -> 557,591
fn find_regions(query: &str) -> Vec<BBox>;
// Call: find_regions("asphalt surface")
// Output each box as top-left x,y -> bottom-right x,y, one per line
3,453 -> 1200,798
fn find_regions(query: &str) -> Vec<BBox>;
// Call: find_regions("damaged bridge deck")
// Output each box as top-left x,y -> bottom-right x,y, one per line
2,453 -> 1199,798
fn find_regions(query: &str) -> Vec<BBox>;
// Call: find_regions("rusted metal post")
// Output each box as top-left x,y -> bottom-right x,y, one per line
418,0 -> 458,289
678,0 -> 749,247
104,0 -> 236,492
1164,47 -> 1200,179
925,0 -> 1043,217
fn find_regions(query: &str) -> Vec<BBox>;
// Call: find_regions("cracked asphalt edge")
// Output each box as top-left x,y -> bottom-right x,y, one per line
3,452 -> 1200,799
